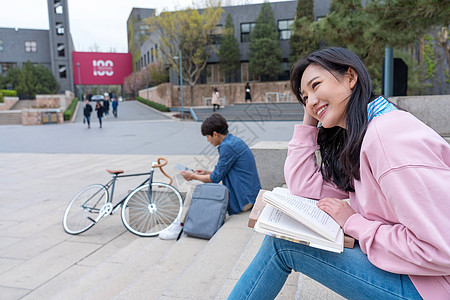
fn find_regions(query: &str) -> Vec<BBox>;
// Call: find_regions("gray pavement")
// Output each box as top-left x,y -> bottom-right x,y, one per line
0,100 -> 299,155
0,101 -> 315,299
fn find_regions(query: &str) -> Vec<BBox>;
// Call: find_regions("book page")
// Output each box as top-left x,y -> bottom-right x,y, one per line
263,191 -> 340,241
256,204 -> 343,253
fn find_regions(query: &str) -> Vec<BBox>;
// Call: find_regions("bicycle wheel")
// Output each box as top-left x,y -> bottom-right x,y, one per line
121,182 -> 183,237
63,184 -> 109,235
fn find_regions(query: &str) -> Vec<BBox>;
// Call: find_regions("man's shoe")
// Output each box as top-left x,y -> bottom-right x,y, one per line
159,223 -> 183,240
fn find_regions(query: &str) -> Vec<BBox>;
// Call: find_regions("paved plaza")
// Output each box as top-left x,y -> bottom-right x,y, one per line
1,101 -> 341,299
0,101 -> 299,155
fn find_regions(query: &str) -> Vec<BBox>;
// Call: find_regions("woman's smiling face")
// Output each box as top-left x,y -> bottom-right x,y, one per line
300,64 -> 357,129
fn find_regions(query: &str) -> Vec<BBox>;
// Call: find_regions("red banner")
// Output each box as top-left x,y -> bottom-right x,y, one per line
72,52 -> 132,85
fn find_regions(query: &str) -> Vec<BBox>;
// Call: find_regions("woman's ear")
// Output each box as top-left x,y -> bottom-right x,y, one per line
346,67 -> 358,90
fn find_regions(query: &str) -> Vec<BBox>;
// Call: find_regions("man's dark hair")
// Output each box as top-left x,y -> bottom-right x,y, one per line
201,113 -> 229,136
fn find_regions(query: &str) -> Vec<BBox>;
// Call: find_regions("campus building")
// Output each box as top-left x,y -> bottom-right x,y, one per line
127,0 -> 331,85
0,0 -> 74,94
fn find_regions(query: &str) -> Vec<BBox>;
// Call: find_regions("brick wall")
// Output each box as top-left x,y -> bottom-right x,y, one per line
139,81 -> 296,107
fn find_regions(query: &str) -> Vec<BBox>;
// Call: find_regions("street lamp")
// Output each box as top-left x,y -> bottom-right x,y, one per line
146,65 -> 149,101
76,62 -> 82,100
174,49 -> 184,119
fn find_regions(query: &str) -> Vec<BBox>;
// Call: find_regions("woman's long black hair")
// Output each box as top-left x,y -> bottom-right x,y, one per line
290,47 -> 375,192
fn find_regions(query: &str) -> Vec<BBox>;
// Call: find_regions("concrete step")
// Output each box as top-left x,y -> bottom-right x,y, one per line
191,102 -> 304,122
10,100 -> 36,110
160,212 -> 255,299
39,235 -> 171,299
0,111 -> 22,125
116,236 -> 208,299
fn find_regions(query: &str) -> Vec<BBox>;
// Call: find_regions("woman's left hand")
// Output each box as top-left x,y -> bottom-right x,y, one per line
317,198 -> 355,228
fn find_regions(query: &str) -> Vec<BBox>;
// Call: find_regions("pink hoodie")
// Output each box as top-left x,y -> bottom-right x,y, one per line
284,110 -> 450,299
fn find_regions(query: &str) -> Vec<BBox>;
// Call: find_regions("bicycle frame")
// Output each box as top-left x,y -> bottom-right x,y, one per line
106,168 -> 155,213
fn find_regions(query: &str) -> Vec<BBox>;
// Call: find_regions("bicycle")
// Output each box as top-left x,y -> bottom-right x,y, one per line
62,157 -> 183,237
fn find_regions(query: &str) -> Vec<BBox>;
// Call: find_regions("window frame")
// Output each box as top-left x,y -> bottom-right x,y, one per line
25,40 -> 37,52
240,22 -> 255,43
56,22 -> 65,35
59,64 -> 67,78
277,19 -> 294,40
57,43 -> 65,57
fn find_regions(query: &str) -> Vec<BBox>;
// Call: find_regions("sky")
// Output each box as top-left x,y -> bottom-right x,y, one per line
0,0 -> 292,53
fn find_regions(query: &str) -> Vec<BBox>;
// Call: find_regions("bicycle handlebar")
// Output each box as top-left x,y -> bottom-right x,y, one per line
153,157 -> 168,168
153,157 -> 172,185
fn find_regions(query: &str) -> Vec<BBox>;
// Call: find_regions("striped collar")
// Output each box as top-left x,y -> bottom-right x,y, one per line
367,96 -> 397,122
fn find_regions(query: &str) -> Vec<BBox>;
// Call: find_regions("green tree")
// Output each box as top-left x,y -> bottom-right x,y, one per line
311,0 -> 449,93
148,5 -> 224,105
289,0 -> 318,63
147,61 -> 169,86
248,1 -> 282,81
1,62 -> 59,99
218,13 -> 241,82
2,67 -> 21,91
314,0 -> 384,89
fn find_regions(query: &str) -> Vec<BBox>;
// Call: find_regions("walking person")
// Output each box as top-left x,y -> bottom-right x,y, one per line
95,101 -> 104,128
229,47 -> 450,299
112,97 -> 118,118
83,99 -> 93,129
245,82 -> 252,102
211,87 -> 220,112
103,94 -> 110,116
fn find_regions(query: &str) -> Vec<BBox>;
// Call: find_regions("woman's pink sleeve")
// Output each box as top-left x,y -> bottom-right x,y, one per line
284,125 -> 349,199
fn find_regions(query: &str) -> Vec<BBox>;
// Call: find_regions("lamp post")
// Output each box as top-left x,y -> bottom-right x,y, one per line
146,65 -> 149,101
76,62 -> 82,100
174,49 -> 184,119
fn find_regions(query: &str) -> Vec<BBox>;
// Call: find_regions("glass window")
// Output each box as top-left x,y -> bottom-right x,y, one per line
25,41 -> 37,52
57,43 -> 65,57
140,24 -> 150,35
0,40 -> 3,51
54,0 -> 63,14
1,62 -> 17,74
59,65 -> 67,78
278,19 -> 294,40
240,22 -> 255,43
209,25 -> 223,45
56,22 -> 64,35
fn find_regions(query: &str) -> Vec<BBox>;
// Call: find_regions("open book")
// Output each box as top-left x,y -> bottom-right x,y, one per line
254,188 -> 344,253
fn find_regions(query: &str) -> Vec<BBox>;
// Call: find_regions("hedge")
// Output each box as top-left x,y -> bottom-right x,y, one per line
64,97 -> 79,121
0,90 -> 18,103
137,96 -> 170,112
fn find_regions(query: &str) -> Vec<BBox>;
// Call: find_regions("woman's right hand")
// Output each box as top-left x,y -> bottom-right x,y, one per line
302,107 -> 319,127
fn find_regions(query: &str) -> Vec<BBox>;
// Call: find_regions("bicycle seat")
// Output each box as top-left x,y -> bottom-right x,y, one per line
106,169 -> 124,175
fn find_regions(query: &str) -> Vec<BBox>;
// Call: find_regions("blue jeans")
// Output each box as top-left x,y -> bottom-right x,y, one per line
228,236 -> 421,300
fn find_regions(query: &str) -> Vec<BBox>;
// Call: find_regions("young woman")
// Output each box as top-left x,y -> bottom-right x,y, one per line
211,87 -> 220,111
95,101 -> 104,128
228,47 -> 450,299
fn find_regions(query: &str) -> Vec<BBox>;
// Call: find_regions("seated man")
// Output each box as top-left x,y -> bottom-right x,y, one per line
159,113 -> 261,239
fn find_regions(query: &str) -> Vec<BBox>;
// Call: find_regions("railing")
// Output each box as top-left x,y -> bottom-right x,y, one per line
203,97 -> 227,106
265,92 -> 291,103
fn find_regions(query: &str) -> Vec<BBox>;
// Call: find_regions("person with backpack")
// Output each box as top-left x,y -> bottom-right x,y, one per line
159,113 -> 261,240
83,99 -> 93,129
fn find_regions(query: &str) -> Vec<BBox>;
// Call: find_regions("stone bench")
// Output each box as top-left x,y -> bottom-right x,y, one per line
250,141 -> 288,190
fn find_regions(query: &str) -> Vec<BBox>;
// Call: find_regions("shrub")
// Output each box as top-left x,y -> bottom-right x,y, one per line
0,89 -> 17,103
137,96 -> 170,112
64,97 -> 78,121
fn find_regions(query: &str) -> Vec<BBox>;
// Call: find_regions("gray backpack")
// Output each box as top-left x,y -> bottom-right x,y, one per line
182,183 -> 230,240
